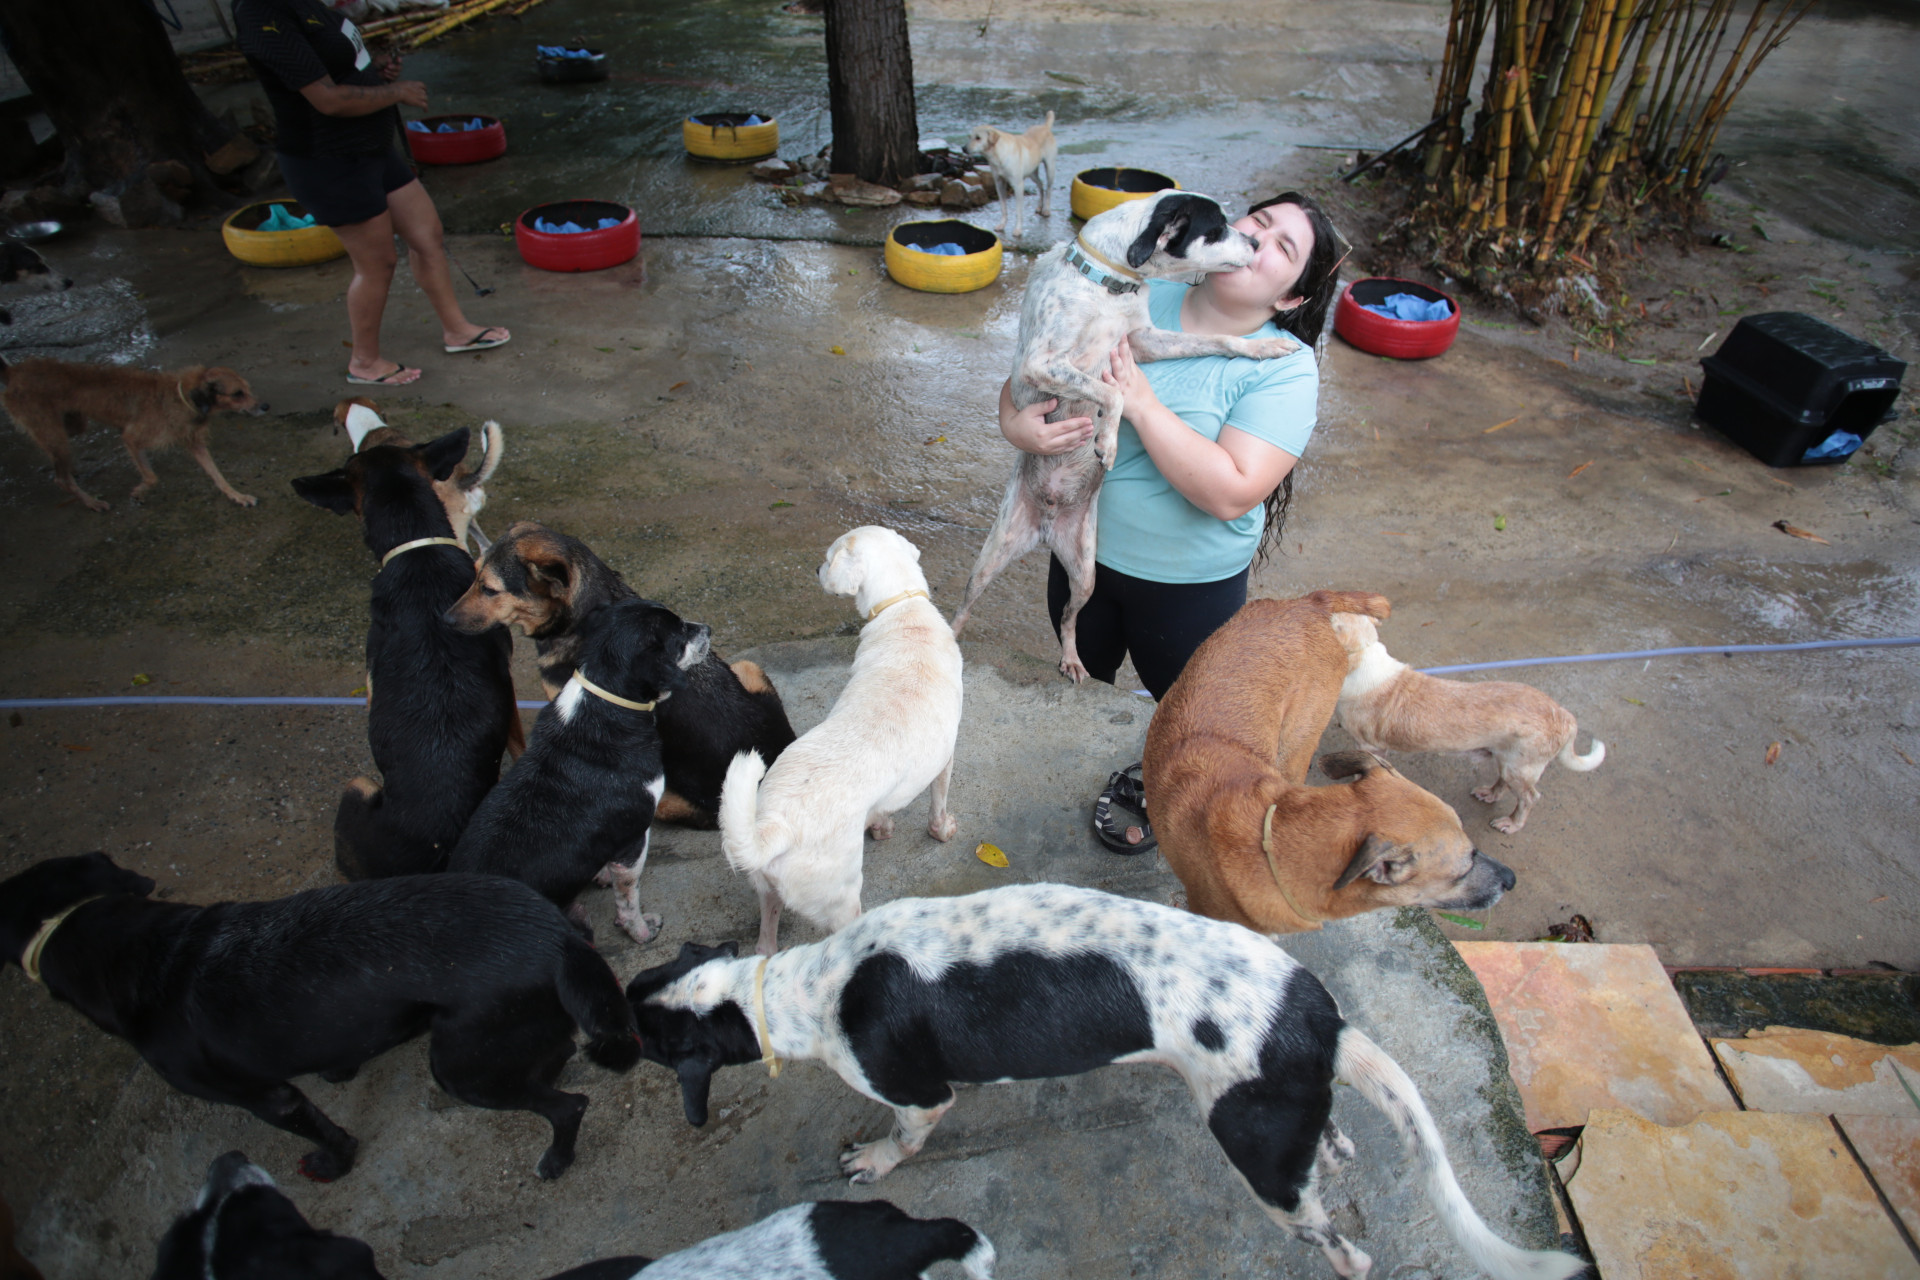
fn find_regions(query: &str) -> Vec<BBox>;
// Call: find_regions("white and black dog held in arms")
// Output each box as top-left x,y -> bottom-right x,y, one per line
627,884 -> 1585,1280
948,191 -> 1301,682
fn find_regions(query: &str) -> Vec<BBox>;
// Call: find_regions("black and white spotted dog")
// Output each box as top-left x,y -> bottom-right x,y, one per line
948,190 -> 1303,682
628,884 -> 1584,1280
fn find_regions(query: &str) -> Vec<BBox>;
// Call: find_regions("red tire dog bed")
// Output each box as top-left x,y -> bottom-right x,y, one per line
406,115 -> 506,165
1334,277 -> 1460,359
514,200 -> 640,272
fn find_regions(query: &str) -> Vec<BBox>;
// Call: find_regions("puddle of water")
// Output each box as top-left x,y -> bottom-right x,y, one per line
1637,556 -> 1920,641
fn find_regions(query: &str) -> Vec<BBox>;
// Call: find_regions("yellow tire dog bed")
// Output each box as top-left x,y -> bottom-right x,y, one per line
682,113 -> 780,162
1069,167 -> 1180,221
885,220 -> 1002,294
221,200 -> 345,267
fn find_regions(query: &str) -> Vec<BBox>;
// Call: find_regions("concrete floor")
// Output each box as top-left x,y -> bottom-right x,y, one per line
2,0 -> 1917,1270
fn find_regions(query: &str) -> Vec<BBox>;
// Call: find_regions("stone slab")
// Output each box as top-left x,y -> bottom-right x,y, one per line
1454,941 -> 1736,1131
1837,1115 -> 1920,1240
1568,1108 -> 1920,1280
1713,1027 -> 1920,1116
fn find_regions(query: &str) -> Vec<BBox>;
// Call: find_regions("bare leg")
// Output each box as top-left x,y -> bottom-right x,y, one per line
385,180 -> 507,351
186,442 -> 256,507
752,870 -> 783,957
124,442 -> 160,501
840,1093 -> 954,1183
926,756 -> 957,841
331,213 -> 417,385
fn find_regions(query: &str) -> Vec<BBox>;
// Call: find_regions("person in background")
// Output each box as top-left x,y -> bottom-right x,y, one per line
232,0 -> 508,385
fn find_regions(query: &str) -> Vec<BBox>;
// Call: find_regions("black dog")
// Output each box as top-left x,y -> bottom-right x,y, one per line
443,522 -> 797,827
293,428 -> 519,880
450,598 -> 712,944
2,853 -> 640,1182
152,1151 -> 383,1279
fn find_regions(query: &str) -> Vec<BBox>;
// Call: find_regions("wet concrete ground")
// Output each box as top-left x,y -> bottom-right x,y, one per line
3,0 -> 1918,1271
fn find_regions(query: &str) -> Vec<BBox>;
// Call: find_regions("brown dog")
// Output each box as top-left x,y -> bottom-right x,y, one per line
1145,592 -> 1519,934
1,356 -> 266,511
1330,612 -> 1604,834
333,396 -> 502,551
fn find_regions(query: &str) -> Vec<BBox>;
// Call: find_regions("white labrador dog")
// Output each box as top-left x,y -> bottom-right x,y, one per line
720,526 -> 964,955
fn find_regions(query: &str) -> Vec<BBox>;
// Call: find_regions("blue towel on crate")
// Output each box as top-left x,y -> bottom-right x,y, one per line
1361,292 -> 1454,322
259,204 -> 316,231
1802,429 -> 1863,462
908,242 -> 967,256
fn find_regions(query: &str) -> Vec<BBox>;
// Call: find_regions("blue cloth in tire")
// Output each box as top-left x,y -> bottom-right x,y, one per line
534,216 -> 624,233
1360,292 -> 1453,322
537,45 -> 594,58
907,243 -> 968,256
259,204 -> 317,231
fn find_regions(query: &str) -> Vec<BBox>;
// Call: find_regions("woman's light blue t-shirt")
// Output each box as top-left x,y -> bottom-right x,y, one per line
1094,279 -> 1318,583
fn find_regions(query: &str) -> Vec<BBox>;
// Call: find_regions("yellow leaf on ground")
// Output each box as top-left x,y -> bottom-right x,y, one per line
975,842 -> 1009,868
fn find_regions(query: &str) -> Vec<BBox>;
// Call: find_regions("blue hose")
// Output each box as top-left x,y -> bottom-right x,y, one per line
1,636 -> 1914,711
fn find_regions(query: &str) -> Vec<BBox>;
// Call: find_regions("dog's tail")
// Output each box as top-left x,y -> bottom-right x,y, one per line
557,932 -> 643,1072
464,419 -> 505,490
1335,1028 -> 1587,1280
1043,109 -> 1055,128
1557,732 -> 1605,772
719,749 -> 783,875
1309,590 -> 1391,621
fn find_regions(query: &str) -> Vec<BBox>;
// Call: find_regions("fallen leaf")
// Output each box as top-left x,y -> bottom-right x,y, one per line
1540,914 -> 1595,943
1683,376 -> 1696,398
1765,741 -> 1782,765
1683,456 -> 1715,473
595,346 -> 613,353
61,743 -> 93,752
1625,357 -> 1657,365
1870,895 -> 1888,904
1567,460 -> 1593,479
668,381 -> 688,392
1898,750 -> 1917,767
923,435 -> 946,444
769,500 -> 793,509
829,345 -> 846,355
1772,519 -> 1830,545
1767,474 -> 1796,488
1698,330 -> 1719,351
131,673 -> 151,686
349,685 -> 368,697
975,842 -> 1009,868
1493,515 -> 1508,531
1434,911 -> 1485,930
1484,416 -> 1519,434
1621,696 -> 1645,706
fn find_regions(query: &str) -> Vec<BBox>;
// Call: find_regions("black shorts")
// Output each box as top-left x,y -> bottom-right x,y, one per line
276,148 -> 416,227
1046,556 -> 1250,701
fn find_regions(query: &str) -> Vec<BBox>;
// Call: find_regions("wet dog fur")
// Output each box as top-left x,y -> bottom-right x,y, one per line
2,854 -> 641,1184
1330,612 -> 1604,834
0,356 -> 266,511
293,428 -> 519,879
444,522 -> 796,826
626,885 -> 1583,1280
449,598 -> 712,945
332,396 -> 502,552
964,110 -> 1056,238
949,192 -> 1301,681
1146,593 -> 1519,934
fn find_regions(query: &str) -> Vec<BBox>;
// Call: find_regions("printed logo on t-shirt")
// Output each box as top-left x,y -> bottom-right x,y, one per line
341,18 -> 371,69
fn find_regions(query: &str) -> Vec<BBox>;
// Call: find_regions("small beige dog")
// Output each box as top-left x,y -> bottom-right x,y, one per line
720,525 -> 964,954
964,110 -> 1057,237
1330,613 -> 1604,834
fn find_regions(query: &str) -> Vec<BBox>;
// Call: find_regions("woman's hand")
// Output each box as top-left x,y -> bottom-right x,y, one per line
999,380 -> 1094,456
377,53 -> 404,83
392,79 -> 429,109
1100,336 -> 1160,413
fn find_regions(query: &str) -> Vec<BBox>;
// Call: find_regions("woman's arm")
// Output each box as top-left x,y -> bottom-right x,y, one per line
298,75 -> 428,116
997,378 -> 1096,456
1101,339 -> 1295,520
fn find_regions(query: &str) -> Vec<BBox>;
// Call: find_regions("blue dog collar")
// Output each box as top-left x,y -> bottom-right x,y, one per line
1065,238 -> 1143,295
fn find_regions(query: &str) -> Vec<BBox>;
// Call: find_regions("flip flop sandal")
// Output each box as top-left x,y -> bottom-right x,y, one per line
1093,761 -> 1155,854
445,327 -> 510,354
346,364 -> 422,386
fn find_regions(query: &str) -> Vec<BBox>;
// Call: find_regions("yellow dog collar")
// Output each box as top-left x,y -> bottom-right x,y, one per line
866,589 -> 929,621
19,897 -> 101,984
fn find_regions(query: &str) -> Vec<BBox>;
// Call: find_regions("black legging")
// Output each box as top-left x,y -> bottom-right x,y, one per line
1047,555 -> 1249,701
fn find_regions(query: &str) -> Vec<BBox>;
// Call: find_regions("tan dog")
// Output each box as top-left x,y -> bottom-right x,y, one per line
1145,592 -> 1518,934
964,110 -> 1057,237
333,396 -> 502,551
1,356 -> 266,510
1330,612 -> 1604,834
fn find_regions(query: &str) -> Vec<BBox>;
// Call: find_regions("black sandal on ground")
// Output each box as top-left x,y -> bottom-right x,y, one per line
1093,761 -> 1155,854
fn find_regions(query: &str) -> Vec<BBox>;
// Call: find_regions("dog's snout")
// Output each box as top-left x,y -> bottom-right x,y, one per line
248,402 -> 270,415
1477,849 -> 1517,892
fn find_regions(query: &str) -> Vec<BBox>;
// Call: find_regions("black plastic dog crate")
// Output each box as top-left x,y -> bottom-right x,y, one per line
1696,312 -> 1905,467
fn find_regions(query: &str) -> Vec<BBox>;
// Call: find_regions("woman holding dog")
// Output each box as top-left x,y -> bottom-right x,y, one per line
996,191 -> 1345,847
233,0 -> 509,386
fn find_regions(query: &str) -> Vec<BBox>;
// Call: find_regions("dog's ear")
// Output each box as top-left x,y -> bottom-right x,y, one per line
420,428 -> 471,482
1127,194 -> 1228,267
1318,750 -> 1395,781
291,469 -> 358,515
677,1055 -> 718,1126
1334,833 -> 1414,890
525,554 -> 572,597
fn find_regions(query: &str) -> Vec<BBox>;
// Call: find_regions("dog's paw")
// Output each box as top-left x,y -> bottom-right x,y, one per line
1246,336 -> 1303,360
229,492 -> 259,508
1060,655 -> 1089,683
928,812 -> 958,842
1491,814 -> 1526,834
80,496 -> 112,512
535,1145 -> 574,1181
866,815 -> 895,841
1471,785 -> 1502,804
839,1139 -> 899,1183
617,910 -> 663,944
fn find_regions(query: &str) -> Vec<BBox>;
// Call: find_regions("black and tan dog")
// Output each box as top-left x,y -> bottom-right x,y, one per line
293,428 -> 520,879
1,355 -> 267,511
451,598 -> 712,944
444,522 -> 795,826
333,396 -> 503,553
2,854 -> 641,1183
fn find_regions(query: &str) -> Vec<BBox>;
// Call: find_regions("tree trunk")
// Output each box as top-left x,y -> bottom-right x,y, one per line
823,0 -> 918,186
0,0 -> 238,225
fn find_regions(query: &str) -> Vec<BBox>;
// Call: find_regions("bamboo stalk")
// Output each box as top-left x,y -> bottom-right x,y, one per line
1672,0 -> 1768,184
1531,0 -> 1604,187
1533,0 -> 1617,257
1574,0 -> 1644,162
402,0 -> 518,47
1677,0 -> 1813,189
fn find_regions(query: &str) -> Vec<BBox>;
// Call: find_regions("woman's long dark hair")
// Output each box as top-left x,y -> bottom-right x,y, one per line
1245,191 -> 1345,563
